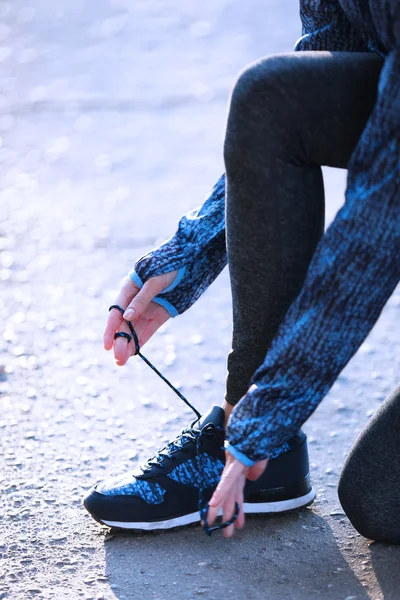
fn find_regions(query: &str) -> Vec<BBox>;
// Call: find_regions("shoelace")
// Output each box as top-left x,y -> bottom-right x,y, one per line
109,304 -> 239,535
142,426 -> 199,470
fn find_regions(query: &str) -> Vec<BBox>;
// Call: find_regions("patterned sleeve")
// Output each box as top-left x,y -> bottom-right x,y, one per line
294,0 -> 368,52
129,174 -> 226,317
227,29 -> 400,463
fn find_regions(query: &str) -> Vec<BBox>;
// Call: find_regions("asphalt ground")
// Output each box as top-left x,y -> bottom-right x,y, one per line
1,1 -> 400,598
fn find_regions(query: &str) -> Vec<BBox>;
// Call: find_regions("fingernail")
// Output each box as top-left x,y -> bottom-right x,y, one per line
124,309 -> 135,320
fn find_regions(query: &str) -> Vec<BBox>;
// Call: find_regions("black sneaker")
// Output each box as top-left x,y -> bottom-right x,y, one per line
83,405 -> 315,530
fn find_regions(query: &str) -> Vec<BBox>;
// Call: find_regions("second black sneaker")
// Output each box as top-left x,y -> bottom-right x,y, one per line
84,405 -> 315,530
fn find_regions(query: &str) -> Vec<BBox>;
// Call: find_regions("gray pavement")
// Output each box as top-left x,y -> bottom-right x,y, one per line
1,1 -> 400,599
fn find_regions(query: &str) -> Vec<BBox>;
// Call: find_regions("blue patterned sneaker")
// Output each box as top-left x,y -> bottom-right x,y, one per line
83,405 -> 315,531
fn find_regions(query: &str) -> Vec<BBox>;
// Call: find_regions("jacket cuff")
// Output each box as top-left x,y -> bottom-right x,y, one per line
224,441 -> 256,467
128,267 -> 186,318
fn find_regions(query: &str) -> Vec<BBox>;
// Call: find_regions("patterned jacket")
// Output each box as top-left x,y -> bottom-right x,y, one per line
130,1 -> 400,464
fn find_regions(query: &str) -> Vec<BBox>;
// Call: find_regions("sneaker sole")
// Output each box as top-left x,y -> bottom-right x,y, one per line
96,487 -> 316,531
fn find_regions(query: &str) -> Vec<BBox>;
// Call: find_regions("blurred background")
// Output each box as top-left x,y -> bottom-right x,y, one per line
2,1 -> 400,599
0,0 -> 306,244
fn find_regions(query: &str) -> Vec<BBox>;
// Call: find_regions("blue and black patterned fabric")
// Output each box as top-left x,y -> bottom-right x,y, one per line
130,1 -> 400,463
96,475 -> 166,503
167,456 -> 224,488
131,174 -> 227,317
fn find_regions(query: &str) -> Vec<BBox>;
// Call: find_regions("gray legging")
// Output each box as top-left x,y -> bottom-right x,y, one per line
224,50 -> 400,543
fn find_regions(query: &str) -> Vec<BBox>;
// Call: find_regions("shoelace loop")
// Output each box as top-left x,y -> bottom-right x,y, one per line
143,427 -> 198,470
109,304 -> 239,536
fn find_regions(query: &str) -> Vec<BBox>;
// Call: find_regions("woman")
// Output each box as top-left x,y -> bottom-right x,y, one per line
84,0 -> 400,542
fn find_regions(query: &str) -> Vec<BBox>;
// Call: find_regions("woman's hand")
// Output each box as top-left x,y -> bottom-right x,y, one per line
104,271 -> 178,366
206,452 -> 268,538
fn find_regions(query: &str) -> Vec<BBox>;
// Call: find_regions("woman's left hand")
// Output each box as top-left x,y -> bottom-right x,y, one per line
206,452 -> 268,538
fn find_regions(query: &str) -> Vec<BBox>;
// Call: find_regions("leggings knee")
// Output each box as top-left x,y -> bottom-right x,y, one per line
338,460 -> 400,544
224,55 -> 298,167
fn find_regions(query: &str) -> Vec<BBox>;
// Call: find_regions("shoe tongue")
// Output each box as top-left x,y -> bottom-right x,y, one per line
194,405 -> 225,430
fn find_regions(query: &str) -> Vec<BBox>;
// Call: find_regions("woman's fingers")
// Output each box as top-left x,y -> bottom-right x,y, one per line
105,272 -> 178,355
209,458 -> 244,513
222,490 -> 236,539
235,477 -> 245,530
123,278 -> 162,322
107,298 -> 173,366
113,304 -> 172,364
222,473 -> 246,537
104,309 -> 123,351
207,473 -> 246,537
114,320 -> 135,365
104,278 -> 139,350
131,315 -> 150,348
205,455 -> 266,537
207,457 -> 246,530
205,501 -> 220,528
